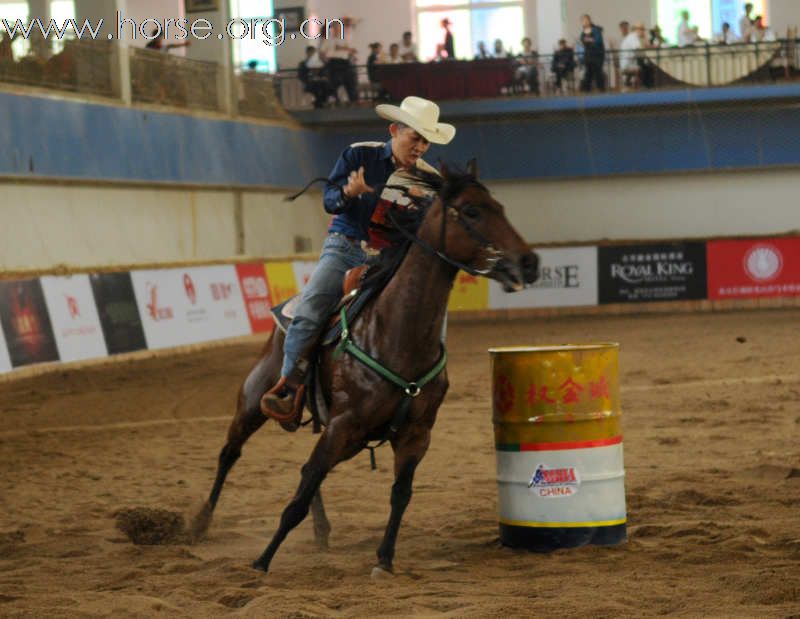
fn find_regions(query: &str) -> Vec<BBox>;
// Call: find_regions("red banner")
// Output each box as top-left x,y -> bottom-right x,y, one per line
235,263 -> 274,333
707,238 -> 800,300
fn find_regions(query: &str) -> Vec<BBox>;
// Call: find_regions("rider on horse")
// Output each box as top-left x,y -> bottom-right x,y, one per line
261,96 -> 456,427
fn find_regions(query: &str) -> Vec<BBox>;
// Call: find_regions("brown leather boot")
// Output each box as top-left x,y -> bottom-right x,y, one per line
261,376 -> 306,432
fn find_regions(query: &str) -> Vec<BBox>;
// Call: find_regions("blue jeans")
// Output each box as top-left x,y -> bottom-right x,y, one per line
282,233 -> 367,378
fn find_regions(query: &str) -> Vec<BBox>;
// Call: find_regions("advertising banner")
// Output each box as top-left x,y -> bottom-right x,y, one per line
40,274 -> 108,362
0,279 -> 60,367
490,247 -> 598,309
89,272 -> 147,355
292,261 -> 318,291
264,261 -> 298,306
707,238 -> 800,299
448,271 -> 489,312
236,263 -> 274,333
131,267 -> 250,349
598,243 -> 707,304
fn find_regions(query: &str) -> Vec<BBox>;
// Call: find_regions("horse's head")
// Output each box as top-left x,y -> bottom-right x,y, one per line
412,160 -> 539,292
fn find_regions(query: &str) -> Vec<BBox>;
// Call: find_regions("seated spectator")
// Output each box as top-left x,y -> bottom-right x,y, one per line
715,22 -> 739,44
493,38 -> 509,58
752,16 -> 777,42
514,37 -> 539,94
398,31 -> 418,62
551,38 -> 576,92
366,42 -> 389,102
620,20 -> 642,88
650,25 -> 667,47
475,41 -> 491,59
298,45 -> 330,108
385,42 -> 402,64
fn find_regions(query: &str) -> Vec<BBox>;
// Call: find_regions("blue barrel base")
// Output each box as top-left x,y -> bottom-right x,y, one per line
499,523 -> 627,552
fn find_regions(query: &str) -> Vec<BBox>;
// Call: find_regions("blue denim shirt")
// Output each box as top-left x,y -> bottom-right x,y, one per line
324,141 -> 396,241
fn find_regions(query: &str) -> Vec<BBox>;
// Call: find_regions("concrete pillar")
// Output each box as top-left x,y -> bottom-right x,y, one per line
537,0 -> 567,54
184,2 -> 234,114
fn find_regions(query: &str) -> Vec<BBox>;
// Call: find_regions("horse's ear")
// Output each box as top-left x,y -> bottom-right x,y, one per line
466,158 -> 479,179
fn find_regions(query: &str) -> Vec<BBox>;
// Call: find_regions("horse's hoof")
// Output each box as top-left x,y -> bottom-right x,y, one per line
370,565 -> 394,580
251,559 -> 269,573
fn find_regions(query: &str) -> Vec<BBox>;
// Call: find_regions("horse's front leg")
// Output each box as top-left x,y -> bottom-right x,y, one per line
252,414 -> 363,573
374,425 -> 431,576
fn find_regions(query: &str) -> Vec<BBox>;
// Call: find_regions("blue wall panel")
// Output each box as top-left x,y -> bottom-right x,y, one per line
1,86 -> 800,188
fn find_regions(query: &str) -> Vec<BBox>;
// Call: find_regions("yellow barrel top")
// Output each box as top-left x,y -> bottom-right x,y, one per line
490,343 -> 621,446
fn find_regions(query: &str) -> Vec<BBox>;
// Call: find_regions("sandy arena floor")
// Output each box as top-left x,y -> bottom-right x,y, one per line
1,309 -> 799,618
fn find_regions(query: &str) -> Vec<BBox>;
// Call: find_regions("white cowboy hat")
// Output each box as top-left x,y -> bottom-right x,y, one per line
375,96 -> 456,145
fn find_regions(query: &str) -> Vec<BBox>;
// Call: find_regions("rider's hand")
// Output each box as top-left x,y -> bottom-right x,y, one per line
343,167 -> 374,199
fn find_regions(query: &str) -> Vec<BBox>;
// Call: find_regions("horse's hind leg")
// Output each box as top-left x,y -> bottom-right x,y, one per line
252,416 -> 363,573
191,331 -> 283,540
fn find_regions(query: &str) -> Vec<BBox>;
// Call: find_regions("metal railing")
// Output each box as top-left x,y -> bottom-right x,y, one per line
273,39 -> 800,110
0,38 -> 114,98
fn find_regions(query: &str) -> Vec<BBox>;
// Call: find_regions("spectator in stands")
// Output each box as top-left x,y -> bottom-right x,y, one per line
440,18 -> 455,59
715,22 -> 739,44
386,43 -> 402,63
145,27 -> 191,52
493,39 -> 509,58
619,20 -> 642,88
475,41 -> 491,59
740,3 -> 755,41
752,16 -> 777,42
678,11 -> 700,47
398,31 -> 418,62
650,25 -> 667,47
367,43 -> 389,102
298,45 -> 330,109
578,14 -> 606,92
552,38 -> 576,93
319,21 -> 358,103
514,37 -> 539,94
0,33 -> 13,62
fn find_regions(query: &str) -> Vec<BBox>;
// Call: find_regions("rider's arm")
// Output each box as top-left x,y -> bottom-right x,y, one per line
323,147 -> 359,214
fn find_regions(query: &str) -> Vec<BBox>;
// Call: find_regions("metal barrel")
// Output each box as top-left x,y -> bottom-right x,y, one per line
489,344 -> 627,552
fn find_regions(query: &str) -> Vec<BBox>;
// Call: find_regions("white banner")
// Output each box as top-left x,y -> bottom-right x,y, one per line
292,261 -> 317,291
0,320 -> 11,372
40,275 -> 108,362
490,247 -> 598,309
131,266 -> 249,350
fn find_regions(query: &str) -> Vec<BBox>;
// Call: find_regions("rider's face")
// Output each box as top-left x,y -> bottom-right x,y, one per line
390,125 -> 431,169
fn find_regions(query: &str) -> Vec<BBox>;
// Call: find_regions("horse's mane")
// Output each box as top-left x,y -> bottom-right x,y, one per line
359,165 -> 486,294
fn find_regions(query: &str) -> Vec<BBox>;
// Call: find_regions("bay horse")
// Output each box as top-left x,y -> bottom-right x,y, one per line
192,161 -> 539,576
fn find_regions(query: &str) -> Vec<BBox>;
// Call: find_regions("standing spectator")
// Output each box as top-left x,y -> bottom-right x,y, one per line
475,41 -> 491,59
367,43 -> 389,102
715,22 -> 739,44
146,27 -> 191,52
552,38 -> 576,92
739,3 -> 755,41
619,20 -> 642,88
678,11 -> 699,47
579,14 -> 606,92
441,18 -> 455,59
298,45 -> 330,109
398,31 -> 418,62
515,37 -> 539,94
319,21 -> 358,103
